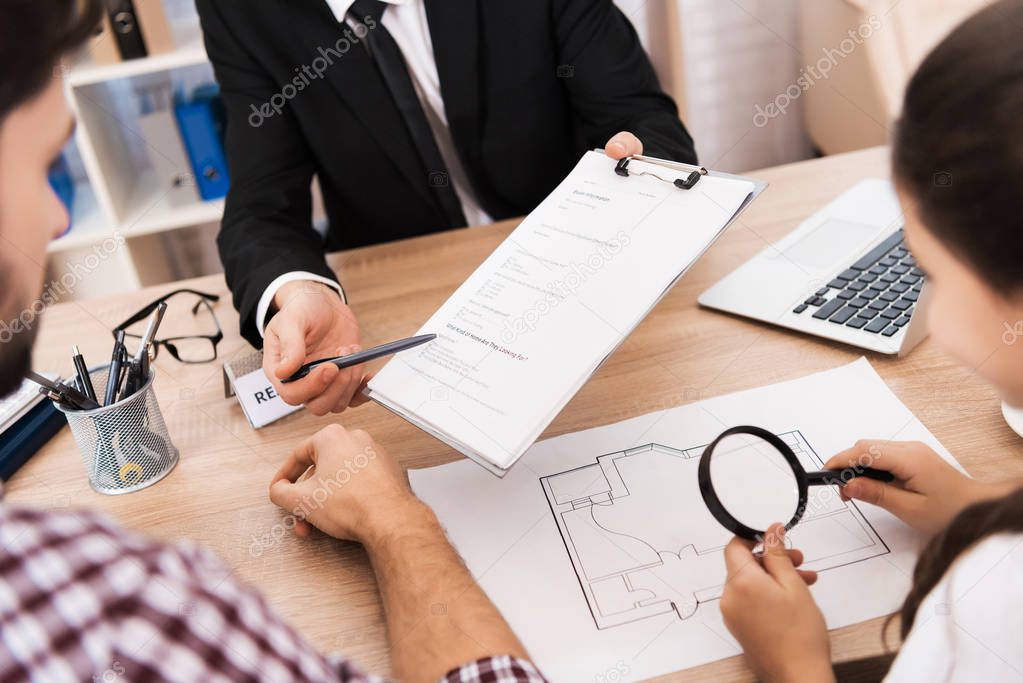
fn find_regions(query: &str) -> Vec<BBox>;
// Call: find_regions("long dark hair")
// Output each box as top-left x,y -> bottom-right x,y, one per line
892,0 -> 1023,637
0,0 -> 103,124
898,489 -> 1023,638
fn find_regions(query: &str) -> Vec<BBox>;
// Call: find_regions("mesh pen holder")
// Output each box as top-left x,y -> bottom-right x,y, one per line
56,365 -> 179,495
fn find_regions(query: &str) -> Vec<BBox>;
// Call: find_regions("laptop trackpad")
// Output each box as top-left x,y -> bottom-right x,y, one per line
782,219 -> 887,271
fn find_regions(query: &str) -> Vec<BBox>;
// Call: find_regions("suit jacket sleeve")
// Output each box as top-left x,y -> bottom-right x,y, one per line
197,0 -> 339,348
553,0 -> 697,164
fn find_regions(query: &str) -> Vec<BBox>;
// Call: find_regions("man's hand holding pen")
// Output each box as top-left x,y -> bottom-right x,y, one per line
263,280 -> 369,416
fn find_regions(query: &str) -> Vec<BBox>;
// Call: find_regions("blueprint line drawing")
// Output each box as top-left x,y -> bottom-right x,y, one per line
539,431 -> 890,629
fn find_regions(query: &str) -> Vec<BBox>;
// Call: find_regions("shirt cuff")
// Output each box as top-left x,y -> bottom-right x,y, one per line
256,271 -> 347,338
440,656 -> 547,683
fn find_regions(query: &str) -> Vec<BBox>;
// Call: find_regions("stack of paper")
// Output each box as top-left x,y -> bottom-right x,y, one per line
409,359 -> 958,680
0,376 -> 52,435
367,152 -> 762,474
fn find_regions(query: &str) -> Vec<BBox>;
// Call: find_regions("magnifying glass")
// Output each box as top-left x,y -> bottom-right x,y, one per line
698,426 -> 895,541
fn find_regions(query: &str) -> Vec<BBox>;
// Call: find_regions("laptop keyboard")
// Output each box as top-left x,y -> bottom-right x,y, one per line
792,229 -> 923,337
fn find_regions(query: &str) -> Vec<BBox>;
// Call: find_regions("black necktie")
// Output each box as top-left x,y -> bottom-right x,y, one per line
349,0 -> 468,229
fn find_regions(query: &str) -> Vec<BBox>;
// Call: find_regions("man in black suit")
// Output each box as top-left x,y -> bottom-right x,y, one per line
196,0 -> 696,415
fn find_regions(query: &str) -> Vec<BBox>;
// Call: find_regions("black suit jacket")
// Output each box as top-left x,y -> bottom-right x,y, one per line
196,0 -> 697,347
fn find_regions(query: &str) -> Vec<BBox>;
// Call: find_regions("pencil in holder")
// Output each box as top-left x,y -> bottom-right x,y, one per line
55,365 -> 179,495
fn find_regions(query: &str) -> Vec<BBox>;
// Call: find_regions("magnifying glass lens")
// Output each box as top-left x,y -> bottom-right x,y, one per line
708,433 -> 800,532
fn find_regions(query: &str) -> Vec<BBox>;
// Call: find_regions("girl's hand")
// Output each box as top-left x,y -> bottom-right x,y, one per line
721,525 -> 835,683
825,440 -> 1015,535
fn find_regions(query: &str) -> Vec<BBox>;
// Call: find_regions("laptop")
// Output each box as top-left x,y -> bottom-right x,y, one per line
699,179 -> 930,356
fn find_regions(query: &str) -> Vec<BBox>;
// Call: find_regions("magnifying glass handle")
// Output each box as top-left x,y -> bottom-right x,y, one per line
806,467 -> 896,486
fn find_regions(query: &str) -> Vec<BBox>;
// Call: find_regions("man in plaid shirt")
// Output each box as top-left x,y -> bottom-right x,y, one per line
0,2 -> 546,681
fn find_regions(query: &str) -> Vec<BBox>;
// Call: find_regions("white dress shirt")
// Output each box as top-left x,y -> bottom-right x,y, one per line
257,0 -> 492,336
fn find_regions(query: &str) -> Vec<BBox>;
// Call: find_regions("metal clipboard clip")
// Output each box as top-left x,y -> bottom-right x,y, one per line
614,156 -> 708,190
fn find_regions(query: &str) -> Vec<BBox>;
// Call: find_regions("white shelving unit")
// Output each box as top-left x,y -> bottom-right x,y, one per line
51,182 -> 106,253
67,21 -> 209,88
49,10 -> 221,299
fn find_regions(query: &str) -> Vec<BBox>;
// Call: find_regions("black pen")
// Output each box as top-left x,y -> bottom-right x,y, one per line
136,302 -> 167,380
26,371 -> 100,411
282,334 -> 437,384
124,302 -> 168,397
36,386 -> 75,410
71,345 -> 98,403
115,344 -> 129,400
123,357 -> 141,398
104,331 -> 126,406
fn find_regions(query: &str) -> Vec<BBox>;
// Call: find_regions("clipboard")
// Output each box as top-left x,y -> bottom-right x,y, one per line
580,150 -> 769,402
605,151 -> 769,208
599,152 -> 769,292
369,150 -> 770,475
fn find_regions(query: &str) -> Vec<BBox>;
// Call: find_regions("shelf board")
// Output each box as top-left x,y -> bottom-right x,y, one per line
67,23 -> 209,87
120,170 -> 224,237
48,183 -> 112,253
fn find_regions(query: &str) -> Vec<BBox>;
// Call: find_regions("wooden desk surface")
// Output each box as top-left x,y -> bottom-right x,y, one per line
11,146 -> 1023,681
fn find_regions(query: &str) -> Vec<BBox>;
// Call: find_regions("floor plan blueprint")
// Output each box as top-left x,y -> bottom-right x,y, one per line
410,360 -> 945,680
540,431 -> 890,629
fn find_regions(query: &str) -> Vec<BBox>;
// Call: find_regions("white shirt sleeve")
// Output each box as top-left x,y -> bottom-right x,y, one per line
884,533 -> 1023,682
256,272 -> 347,338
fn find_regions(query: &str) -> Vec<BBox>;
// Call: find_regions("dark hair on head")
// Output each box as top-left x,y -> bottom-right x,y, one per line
893,0 -> 1023,293
891,0 -> 1023,643
0,0 -> 103,123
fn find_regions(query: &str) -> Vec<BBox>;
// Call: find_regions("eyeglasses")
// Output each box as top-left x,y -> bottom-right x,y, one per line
113,289 -> 224,364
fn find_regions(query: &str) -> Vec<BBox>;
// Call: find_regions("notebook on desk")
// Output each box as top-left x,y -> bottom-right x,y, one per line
366,151 -> 766,475
1,376 -> 52,434
0,375 -> 66,480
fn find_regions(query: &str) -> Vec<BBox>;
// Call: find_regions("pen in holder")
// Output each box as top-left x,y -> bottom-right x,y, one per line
54,365 -> 179,495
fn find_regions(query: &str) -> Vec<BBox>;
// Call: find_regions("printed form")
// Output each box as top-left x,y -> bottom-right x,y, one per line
367,152 -> 758,473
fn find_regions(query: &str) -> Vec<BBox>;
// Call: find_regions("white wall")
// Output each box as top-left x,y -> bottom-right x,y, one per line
619,0 -> 814,173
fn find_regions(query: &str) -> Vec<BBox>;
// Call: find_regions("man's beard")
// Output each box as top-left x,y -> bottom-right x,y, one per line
0,338 -> 32,397
0,270 -> 38,398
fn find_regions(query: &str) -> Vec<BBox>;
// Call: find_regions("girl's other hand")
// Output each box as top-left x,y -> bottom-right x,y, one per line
721,525 -> 834,683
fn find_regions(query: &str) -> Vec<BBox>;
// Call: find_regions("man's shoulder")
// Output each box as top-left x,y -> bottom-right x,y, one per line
0,504 -> 337,681
195,0 -> 291,29
0,503 -> 225,594
1,503 -> 147,555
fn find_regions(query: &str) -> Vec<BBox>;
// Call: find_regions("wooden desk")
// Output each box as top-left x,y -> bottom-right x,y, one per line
11,146 -> 1023,681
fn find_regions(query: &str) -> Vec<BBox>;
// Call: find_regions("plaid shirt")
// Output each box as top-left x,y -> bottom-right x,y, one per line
0,501 -> 546,683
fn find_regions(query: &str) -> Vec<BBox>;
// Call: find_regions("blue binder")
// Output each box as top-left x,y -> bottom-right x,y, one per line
175,93 -> 230,201
0,400 -> 66,481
